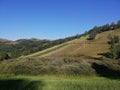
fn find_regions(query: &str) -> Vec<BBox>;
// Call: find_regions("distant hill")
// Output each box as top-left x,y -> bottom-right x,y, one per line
0,36 -> 82,59
0,38 -> 52,59
0,38 -> 12,43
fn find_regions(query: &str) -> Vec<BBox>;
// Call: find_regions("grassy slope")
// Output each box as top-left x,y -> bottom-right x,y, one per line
0,29 -> 120,76
25,43 -> 68,57
26,29 -> 120,59
0,75 -> 120,90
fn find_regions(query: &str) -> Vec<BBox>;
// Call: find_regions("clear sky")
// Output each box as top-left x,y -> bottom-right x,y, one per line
0,0 -> 120,40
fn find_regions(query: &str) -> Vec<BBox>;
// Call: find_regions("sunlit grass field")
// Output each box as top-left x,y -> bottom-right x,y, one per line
0,75 -> 120,90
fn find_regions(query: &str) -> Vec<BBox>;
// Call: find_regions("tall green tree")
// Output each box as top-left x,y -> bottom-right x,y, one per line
108,35 -> 120,59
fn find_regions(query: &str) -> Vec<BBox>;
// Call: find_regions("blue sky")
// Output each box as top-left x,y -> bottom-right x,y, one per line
0,0 -> 120,40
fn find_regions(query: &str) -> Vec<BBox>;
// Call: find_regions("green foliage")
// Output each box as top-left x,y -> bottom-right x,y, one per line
108,35 -> 119,44
0,52 -> 10,61
113,45 -> 120,59
0,57 -> 120,76
0,58 -> 95,75
87,31 -> 96,40
108,35 -> 120,59
87,20 -> 120,40
116,20 -> 120,28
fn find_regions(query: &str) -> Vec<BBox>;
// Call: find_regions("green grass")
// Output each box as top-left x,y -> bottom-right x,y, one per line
0,75 -> 120,90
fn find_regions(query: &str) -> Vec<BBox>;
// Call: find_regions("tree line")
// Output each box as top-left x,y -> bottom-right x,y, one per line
87,20 -> 120,40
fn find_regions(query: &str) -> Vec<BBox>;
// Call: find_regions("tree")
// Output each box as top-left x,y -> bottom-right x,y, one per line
113,45 -> 120,59
110,22 -> 116,30
108,35 -> 120,59
87,26 -> 98,40
102,24 -> 110,32
87,32 -> 96,40
116,20 -> 120,29
0,52 -> 10,61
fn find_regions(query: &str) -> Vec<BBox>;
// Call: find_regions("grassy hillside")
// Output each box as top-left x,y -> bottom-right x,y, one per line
0,29 -> 120,76
27,29 -> 120,60
0,35 -> 82,59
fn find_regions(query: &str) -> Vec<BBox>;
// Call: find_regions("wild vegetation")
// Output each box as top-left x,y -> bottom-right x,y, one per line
0,57 -> 120,76
107,35 -> 120,59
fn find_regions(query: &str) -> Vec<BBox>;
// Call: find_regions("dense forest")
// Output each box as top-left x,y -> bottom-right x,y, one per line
0,20 -> 120,60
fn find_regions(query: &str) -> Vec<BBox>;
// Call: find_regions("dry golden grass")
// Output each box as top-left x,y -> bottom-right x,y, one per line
26,29 -> 120,59
25,43 -> 68,57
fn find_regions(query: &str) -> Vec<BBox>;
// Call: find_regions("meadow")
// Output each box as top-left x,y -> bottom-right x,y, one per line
0,75 -> 120,90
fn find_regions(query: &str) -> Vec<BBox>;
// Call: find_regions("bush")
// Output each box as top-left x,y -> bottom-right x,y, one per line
0,58 -> 95,75
0,57 -> 120,77
0,52 -> 10,61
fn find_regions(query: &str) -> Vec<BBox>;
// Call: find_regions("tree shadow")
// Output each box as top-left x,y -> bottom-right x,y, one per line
98,52 -> 112,58
0,79 -> 44,90
91,62 -> 120,77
